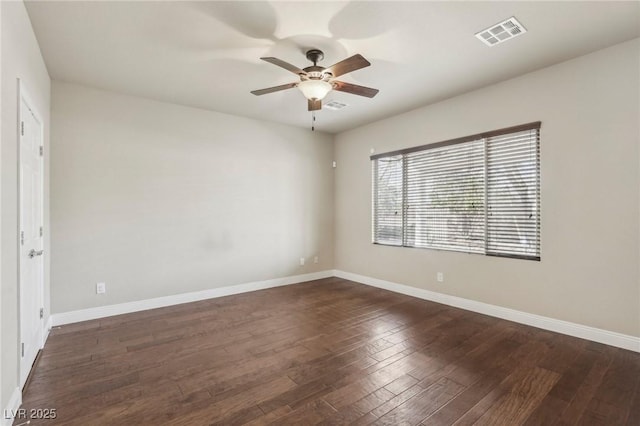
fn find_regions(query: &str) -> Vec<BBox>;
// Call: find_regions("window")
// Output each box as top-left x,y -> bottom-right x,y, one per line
372,122 -> 540,260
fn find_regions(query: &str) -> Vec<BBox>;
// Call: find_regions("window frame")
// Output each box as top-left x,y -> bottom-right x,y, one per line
371,122 -> 541,261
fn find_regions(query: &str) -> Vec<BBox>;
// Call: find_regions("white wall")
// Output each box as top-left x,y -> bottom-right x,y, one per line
0,0 -> 3,410
51,82 -> 334,314
1,0 -> 51,412
334,38 -> 640,337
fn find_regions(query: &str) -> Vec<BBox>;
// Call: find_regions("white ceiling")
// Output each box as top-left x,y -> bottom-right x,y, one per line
25,1 -> 640,134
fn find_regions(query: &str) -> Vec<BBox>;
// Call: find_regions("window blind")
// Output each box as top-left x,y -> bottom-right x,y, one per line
371,122 -> 541,260
486,129 -> 540,259
405,140 -> 485,253
372,155 -> 403,245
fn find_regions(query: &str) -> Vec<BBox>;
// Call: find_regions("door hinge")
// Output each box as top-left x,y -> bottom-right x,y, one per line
21,343 -> 24,357
39,146 -> 44,156
40,308 -> 44,319
40,226 -> 43,237
21,121 -> 24,136
21,230 -> 25,245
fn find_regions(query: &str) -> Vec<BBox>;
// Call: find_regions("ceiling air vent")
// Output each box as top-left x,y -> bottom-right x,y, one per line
324,100 -> 349,110
475,17 -> 527,47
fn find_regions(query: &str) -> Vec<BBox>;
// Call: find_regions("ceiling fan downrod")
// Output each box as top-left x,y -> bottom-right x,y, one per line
305,49 -> 324,66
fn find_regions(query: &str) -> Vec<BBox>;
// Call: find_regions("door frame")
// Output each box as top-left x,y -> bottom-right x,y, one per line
17,79 -> 46,389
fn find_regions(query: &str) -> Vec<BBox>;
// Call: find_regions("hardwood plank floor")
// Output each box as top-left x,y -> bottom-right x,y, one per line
18,278 -> 640,425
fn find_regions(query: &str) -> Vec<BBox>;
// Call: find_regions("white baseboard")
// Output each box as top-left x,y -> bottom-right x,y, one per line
43,315 -> 52,345
48,268 -> 639,353
333,270 -> 640,353
52,270 -> 333,326
2,387 -> 22,426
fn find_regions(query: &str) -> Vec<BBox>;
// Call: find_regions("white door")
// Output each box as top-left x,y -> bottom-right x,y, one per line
19,87 -> 44,388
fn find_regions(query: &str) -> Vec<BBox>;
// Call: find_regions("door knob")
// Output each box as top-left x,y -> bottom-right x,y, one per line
28,249 -> 44,259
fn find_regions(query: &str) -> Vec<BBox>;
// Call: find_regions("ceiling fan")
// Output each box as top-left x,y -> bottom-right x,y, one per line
251,49 -> 379,111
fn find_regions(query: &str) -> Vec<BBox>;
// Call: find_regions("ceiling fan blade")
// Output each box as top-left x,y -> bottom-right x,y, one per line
261,57 -> 306,76
332,81 -> 379,98
325,54 -> 371,78
308,99 -> 321,111
251,82 -> 298,96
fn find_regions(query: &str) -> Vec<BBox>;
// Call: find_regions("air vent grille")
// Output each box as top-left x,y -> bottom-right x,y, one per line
324,100 -> 348,110
475,17 -> 527,47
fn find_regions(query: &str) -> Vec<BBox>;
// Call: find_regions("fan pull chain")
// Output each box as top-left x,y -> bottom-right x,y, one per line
311,111 -> 316,131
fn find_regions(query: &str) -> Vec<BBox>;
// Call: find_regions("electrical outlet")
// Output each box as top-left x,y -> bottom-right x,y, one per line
313,256 -> 319,264
437,272 -> 444,283
299,257 -> 305,266
96,282 -> 106,294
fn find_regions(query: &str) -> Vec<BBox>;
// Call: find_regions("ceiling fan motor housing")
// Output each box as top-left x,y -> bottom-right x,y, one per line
301,68 -> 332,82
302,50 -> 332,81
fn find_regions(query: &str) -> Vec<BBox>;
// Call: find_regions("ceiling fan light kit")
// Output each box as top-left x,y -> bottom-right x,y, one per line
251,49 -> 379,114
297,79 -> 332,101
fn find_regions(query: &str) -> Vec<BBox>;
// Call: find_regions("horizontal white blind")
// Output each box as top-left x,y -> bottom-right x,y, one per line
372,123 -> 540,260
373,155 -> 403,245
486,129 -> 540,259
405,141 -> 485,253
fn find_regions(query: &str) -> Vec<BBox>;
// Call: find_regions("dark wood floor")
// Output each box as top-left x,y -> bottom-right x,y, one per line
19,277 -> 640,425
